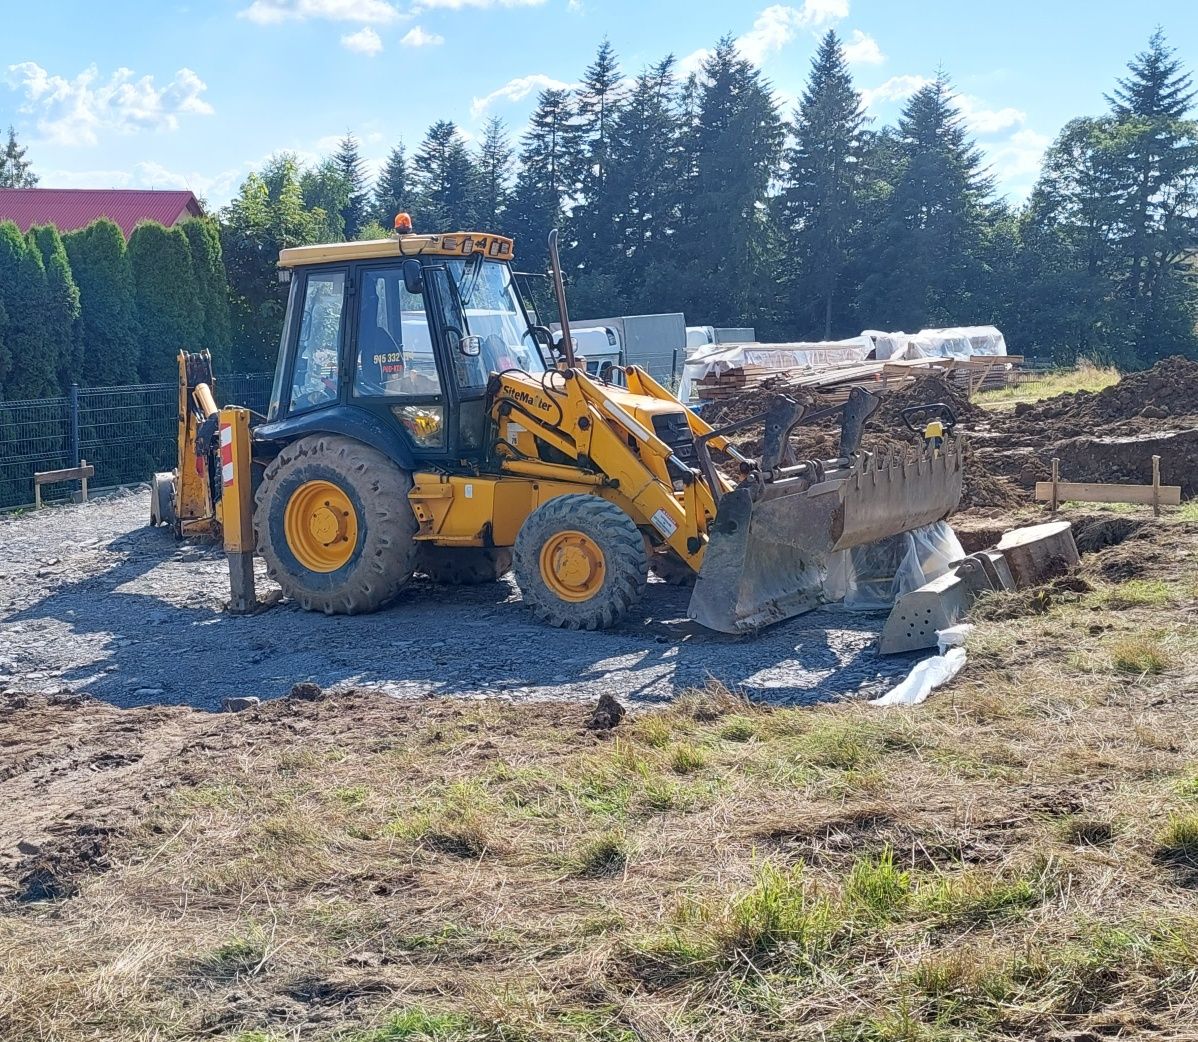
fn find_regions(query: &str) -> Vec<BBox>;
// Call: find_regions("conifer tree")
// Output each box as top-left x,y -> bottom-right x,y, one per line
128,223 -> 204,382
0,127 -> 38,188
777,30 -> 868,339
27,224 -> 81,390
857,76 -> 995,332
373,142 -> 410,226
411,120 -> 479,230
333,133 -> 371,239
508,89 -> 581,257
62,219 -> 141,386
180,218 -> 233,370
669,38 -> 783,326
0,221 -> 54,399
475,117 -> 513,232
571,40 -> 625,278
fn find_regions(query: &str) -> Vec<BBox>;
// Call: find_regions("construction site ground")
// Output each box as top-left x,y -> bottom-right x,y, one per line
3,361 -> 1198,1041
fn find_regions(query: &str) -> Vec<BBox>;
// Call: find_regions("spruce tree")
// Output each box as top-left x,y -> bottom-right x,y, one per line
373,142 -> 410,226
571,40 -> 625,281
1106,30 -> 1198,362
475,117 -> 513,232
300,157 -> 352,241
777,30 -> 868,340
180,218 -> 233,370
128,223 -> 204,383
604,56 -> 684,309
508,89 -> 581,257
0,220 -> 54,399
333,133 -> 371,239
411,120 -> 479,230
0,127 -> 38,188
857,76 -> 995,332
669,38 -> 783,326
62,219 -> 140,386
27,224 -> 81,390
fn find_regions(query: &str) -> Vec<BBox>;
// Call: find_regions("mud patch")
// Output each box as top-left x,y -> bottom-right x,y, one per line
14,823 -> 115,902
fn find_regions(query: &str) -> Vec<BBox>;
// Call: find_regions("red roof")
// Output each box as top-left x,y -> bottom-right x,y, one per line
0,187 -> 204,238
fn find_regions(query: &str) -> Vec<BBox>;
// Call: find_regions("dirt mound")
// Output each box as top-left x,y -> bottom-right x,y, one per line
1017,356 -> 1198,429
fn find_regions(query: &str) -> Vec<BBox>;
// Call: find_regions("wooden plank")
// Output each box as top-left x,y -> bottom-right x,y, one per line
34,464 -> 95,486
1034,480 -> 1182,506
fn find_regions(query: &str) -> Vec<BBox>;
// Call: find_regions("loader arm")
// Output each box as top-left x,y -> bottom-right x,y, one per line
489,368 -> 718,569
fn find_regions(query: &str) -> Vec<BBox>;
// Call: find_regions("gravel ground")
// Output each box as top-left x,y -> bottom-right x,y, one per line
0,489 -> 918,711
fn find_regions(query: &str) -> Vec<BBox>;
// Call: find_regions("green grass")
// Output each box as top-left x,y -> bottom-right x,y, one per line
1095,579 -> 1178,609
843,848 -> 912,922
915,869 -> 1044,925
1159,815 -> 1198,863
1110,635 -> 1174,675
718,715 -> 758,742
1177,499 -> 1198,522
196,925 -> 268,980
668,742 -> 709,774
974,361 -> 1119,410
349,1009 -> 487,1041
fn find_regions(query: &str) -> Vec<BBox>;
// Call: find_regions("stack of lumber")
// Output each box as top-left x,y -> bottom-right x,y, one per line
695,355 -> 1021,404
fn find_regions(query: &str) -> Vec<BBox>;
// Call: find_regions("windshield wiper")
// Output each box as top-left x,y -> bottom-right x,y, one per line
457,252 -> 483,307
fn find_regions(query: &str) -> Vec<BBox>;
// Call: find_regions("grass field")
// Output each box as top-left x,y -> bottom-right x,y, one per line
975,361 -> 1120,410
2,517 -> 1197,1041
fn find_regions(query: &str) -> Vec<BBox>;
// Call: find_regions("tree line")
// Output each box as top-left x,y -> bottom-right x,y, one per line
219,28 -> 1198,373
0,214 -> 232,400
2,27 -> 1195,393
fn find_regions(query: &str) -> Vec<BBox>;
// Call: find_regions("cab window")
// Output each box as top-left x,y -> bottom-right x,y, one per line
354,267 -> 442,397
289,270 -> 345,413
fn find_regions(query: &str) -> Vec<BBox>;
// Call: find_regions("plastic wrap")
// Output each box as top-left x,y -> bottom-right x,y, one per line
825,521 -> 965,611
871,647 -> 967,706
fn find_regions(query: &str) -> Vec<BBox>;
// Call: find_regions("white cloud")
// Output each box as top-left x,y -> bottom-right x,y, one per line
860,73 -> 929,109
239,0 -> 400,24
955,93 -> 1025,135
411,0 -> 545,8
401,25 -> 444,46
736,1 -> 848,65
679,1 -> 847,76
5,62 -> 214,146
341,26 -> 384,54
985,127 -> 1051,198
470,72 -> 572,117
843,29 -> 884,65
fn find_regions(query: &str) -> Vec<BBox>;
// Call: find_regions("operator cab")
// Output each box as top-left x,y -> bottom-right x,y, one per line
261,220 -> 548,465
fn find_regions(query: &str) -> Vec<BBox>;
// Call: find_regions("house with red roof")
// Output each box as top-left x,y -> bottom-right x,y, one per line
0,187 -> 203,239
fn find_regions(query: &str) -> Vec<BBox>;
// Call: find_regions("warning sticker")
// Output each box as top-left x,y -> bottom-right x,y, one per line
651,509 -> 678,538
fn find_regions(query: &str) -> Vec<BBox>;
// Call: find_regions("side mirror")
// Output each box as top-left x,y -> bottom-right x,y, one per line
402,259 -> 424,296
459,335 -> 482,357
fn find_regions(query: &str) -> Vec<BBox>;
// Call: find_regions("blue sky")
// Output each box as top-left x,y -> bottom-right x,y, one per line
3,0 -> 1195,209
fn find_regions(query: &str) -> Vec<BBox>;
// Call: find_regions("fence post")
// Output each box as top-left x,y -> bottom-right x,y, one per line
69,383 -> 81,468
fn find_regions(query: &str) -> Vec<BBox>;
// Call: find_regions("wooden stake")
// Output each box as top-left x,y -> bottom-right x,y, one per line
1050,457 -> 1060,513
1152,455 -> 1161,518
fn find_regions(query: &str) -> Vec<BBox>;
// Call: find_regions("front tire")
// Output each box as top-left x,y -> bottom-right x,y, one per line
513,495 -> 648,630
255,435 -> 418,614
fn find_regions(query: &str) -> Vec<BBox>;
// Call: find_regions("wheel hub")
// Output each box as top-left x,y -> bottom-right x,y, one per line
284,479 -> 358,573
540,530 -> 605,602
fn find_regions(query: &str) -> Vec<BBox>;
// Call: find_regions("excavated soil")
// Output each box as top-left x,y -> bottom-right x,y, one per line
704,360 -> 1198,507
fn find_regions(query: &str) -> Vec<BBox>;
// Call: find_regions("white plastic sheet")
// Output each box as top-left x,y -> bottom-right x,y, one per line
872,647 -> 967,706
825,522 -> 965,611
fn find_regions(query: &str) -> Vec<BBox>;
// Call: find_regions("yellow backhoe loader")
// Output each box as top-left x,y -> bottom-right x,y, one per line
153,218 -> 964,632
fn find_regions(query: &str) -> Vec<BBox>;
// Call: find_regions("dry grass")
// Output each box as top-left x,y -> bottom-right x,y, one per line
3,534 -> 1198,1040
975,359 -> 1120,410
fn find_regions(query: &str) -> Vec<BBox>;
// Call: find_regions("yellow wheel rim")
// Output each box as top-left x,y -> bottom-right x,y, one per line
283,479 -> 358,573
539,530 -> 606,602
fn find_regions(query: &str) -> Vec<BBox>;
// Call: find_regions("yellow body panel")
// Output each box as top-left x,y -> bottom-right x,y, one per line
410,366 -> 725,574
278,231 -> 514,268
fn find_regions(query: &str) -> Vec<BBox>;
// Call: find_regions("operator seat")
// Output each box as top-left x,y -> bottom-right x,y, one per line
357,280 -> 405,394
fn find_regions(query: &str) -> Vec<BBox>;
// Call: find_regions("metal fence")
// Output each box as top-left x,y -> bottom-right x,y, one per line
0,373 -> 273,510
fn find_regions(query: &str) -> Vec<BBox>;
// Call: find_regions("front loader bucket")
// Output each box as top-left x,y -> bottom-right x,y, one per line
688,442 -> 965,634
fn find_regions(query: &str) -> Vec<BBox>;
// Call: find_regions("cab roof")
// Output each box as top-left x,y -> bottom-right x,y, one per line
277,231 -> 514,268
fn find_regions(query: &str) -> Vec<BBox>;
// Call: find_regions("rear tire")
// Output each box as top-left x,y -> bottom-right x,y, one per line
255,434 -> 418,614
418,546 -> 513,585
513,495 -> 648,630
